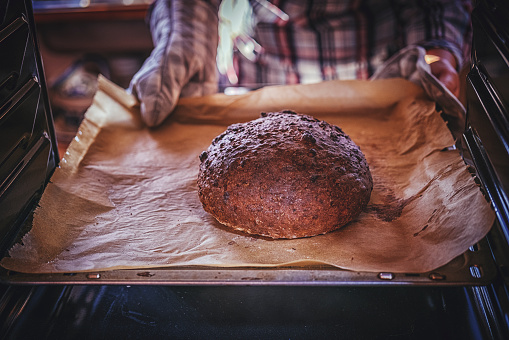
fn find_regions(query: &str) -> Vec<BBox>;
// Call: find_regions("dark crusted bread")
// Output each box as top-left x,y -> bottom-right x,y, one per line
197,110 -> 373,239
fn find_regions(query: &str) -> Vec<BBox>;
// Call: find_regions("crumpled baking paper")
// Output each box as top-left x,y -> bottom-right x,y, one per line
1,76 -> 495,273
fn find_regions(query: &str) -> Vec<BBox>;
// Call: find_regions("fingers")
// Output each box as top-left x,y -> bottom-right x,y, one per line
425,48 -> 460,98
429,59 -> 460,98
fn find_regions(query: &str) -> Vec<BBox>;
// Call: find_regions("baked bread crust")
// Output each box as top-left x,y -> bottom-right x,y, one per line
197,110 -> 373,239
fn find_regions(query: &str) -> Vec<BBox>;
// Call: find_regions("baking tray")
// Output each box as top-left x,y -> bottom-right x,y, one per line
0,85 -> 499,287
0,234 -> 498,286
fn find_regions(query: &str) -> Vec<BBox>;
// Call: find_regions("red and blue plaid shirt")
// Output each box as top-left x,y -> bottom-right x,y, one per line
224,0 -> 472,86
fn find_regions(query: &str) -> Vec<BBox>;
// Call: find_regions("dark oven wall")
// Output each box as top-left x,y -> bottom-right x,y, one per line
0,0 -> 59,256
463,0 -> 509,335
464,0 -> 509,270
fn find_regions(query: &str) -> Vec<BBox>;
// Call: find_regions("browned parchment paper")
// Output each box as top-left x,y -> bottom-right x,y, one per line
1,76 -> 495,273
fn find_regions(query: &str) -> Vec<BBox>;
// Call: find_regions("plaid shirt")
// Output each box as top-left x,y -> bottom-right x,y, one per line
231,0 -> 472,86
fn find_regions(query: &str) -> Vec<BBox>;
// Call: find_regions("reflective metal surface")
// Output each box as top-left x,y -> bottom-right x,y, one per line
0,237 -> 498,286
0,283 -> 497,339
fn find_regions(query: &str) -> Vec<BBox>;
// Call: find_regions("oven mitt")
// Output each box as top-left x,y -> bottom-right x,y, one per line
128,0 -> 220,127
371,45 -> 466,141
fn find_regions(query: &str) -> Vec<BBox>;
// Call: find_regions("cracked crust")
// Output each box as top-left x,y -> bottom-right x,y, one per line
197,110 -> 373,239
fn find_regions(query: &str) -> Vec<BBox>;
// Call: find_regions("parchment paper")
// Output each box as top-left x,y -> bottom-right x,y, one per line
1,76 -> 495,273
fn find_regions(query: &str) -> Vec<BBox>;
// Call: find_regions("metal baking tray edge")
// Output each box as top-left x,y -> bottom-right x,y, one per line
0,237 -> 497,287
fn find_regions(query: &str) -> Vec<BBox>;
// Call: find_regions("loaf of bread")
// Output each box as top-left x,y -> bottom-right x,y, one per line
197,110 -> 373,239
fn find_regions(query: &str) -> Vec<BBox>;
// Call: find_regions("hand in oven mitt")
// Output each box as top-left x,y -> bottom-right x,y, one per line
129,0 -> 221,127
371,45 -> 466,141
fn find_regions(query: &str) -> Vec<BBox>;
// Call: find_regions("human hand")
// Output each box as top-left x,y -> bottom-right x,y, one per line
425,48 -> 460,98
128,0 -> 219,127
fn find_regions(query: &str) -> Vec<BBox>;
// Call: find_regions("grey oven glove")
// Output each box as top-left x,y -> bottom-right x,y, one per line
128,0 -> 221,127
371,45 -> 466,141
